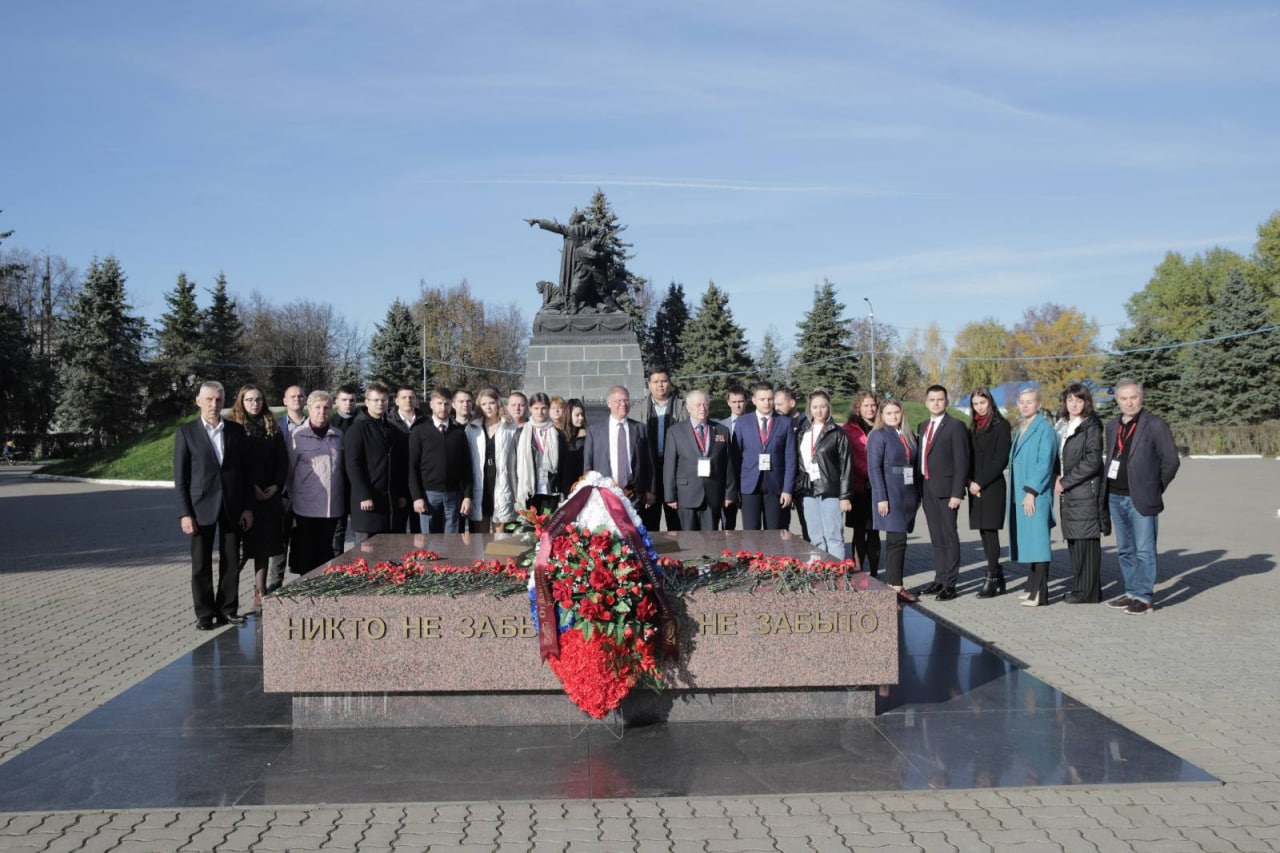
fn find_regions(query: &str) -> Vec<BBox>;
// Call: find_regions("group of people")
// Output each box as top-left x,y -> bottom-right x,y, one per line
884,380 -> 1179,615
173,369 -> 1179,629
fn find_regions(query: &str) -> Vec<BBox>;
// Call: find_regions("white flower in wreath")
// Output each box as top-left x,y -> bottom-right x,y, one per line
526,471 -> 650,592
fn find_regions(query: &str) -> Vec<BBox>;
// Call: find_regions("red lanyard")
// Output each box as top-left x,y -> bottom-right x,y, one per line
809,422 -> 823,456
1115,420 -> 1137,455
531,425 -> 548,454
693,423 -> 709,455
898,431 -> 912,464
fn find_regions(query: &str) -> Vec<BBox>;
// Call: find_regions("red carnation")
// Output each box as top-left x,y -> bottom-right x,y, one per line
588,564 -> 616,592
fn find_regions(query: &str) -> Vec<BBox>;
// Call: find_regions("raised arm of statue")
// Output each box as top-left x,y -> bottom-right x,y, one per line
526,218 -> 568,236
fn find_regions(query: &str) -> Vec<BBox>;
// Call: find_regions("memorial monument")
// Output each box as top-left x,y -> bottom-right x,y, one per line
521,207 -> 647,402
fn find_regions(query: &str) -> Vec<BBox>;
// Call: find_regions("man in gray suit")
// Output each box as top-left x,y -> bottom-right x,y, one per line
584,385 -> 654,512
664,390 -> 737,530
174,381 -> 255,630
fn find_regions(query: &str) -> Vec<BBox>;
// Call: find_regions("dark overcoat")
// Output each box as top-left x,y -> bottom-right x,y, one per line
344,412 -> 410,533
967,416 -> 1011,531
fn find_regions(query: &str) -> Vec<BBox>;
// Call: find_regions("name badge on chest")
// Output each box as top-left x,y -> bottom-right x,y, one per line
697,458 -> 712,478
1107,458 -> 1120,479
903,468 -> 914,485
758,453 -> 771,471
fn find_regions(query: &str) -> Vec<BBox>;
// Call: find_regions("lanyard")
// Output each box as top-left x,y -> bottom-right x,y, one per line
898,431 -> 912,464
532,425 -> 548,455
809,422 -> 824,457
1115,420 -> 1138,455
693,423 -> 710,455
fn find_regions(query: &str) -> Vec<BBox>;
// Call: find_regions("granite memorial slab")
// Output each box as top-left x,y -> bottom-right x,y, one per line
263,531 -> 899,727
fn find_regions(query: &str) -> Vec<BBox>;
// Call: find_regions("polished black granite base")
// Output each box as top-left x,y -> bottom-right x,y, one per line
0,609 -> 1214,810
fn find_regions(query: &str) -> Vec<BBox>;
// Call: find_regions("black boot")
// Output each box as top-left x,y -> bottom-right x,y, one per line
976,567 -> 1006,598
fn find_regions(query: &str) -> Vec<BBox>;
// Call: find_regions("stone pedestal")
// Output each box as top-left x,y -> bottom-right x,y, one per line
521,311 -> 646,402
264,532 -> 899,727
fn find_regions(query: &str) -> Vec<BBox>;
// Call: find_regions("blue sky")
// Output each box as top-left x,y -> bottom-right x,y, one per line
5,1 -> 1279,357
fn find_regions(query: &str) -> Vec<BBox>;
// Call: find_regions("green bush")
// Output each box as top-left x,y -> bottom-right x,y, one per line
1174,422 -> 1280,456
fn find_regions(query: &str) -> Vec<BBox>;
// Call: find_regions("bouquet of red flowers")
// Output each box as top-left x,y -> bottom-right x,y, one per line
527,472 -> 674,718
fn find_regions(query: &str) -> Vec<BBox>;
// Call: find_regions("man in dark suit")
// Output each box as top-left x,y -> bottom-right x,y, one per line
631,366 -> 687,532
583,385 -> 653,511
174,381 -> 255,630
408,387 -> 474,533
914,385 -> 972,600
344,382 -> 410,545
1104,378 -> 1180,615
719,385 -> 748,530
664,389 -> 737,530
732,381 -> 797,530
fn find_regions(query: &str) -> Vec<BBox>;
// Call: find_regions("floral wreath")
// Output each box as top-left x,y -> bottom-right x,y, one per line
527,471 -> 678,718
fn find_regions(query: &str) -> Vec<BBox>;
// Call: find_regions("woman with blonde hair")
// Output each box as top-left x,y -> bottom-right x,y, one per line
866,398 -> 919,603
474,387 -> 516,531
1008,386 -> 1059,606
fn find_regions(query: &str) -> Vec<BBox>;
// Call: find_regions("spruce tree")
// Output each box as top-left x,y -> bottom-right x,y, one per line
56,256 -> 148,448
791,279 -> 858,397
0,304 -> 34,444
583,189 -> 652,344
677,281 -> 753,400
149,273 -> 208,422
650,281 -> 690,375
1101,320 -> 1182,422
201,272 -> 248,389
1177,269 -> 1280,425
755,330 -> 787,388
368,298 -> 422,389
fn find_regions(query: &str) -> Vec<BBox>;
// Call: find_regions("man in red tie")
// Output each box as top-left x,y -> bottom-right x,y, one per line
663,390 -> 738,530
914,385 -> 971,600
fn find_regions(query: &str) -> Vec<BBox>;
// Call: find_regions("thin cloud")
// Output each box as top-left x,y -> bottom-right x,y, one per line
416,176 -> 939,197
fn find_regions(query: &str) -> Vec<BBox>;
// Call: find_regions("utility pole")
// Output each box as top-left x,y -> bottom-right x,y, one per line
863,298 -> 877,394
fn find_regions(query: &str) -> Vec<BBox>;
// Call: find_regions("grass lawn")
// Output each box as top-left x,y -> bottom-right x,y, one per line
40,417 -> 183,481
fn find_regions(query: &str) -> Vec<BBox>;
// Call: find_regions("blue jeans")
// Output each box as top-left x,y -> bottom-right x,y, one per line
1109,493 -> 1159,603
419,490 -> 461,534
802,495 -> 846,560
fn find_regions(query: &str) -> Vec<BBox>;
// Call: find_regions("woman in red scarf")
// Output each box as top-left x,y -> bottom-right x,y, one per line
967,389 -> 1012,597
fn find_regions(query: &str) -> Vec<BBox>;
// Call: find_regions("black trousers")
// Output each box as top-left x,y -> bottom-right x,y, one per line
921,494 -> 961,587
677,501 -> 721,532
190,508 -> 242,620
1024,560 -> 1050,602
292,515 -> 339,577
882,531 -> 907,587
1067,538 -> 1101,602
721,504 -> 738,530
740,490 -> 783,530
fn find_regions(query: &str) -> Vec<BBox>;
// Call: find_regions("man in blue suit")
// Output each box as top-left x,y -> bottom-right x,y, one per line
732,381 -> 797,530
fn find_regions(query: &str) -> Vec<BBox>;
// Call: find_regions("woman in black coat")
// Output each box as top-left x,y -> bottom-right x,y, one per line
227,385 -> 287,608
1054,383 -> 1109,603
966,389 -> 1012,597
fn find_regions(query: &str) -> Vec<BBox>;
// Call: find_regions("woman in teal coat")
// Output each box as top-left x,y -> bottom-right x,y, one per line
1008,387 -> 1059,606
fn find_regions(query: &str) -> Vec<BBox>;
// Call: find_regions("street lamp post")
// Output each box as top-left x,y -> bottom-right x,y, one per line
863,297 -> 877,394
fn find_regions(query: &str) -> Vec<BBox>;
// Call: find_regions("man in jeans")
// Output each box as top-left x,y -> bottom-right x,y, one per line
1105,379 -> 1180,615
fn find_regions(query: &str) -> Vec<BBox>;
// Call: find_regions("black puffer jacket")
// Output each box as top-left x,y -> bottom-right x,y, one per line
795,420 -> 853,500
1057,415 -> 1110,540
